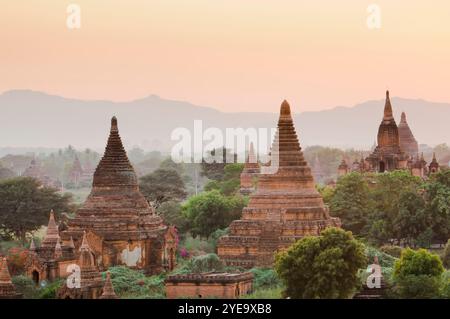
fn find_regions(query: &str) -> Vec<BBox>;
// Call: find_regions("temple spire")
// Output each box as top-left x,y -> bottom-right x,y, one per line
100,271 -> 119,299
383,90 -> 394,120
248,142 -> 257,164
41,210 -> 60,248
79,231 -> 90,251
29,238 -> 36,250
0,258 -> 12,284
400,111 -> 406,123
280,100 -> 292,118
111,116 -> 118,133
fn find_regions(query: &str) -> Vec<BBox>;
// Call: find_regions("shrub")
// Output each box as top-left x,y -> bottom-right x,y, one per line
12,275 -> 39,299
442,239 -> 450,268
174,253 -> 225,274
365,246 -> 397,268
38,279 -> 64,299
249,268 -> 282,290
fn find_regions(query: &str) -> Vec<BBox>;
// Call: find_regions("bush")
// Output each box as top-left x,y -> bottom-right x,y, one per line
38,279 -> 64,299
240,287 -> 283,299
174,253 -> 225,274
392,275 -> 442,299
379,245 -> 403,258
12,275 -> 39,299
107,266 -> 165,299
249,268 -> 282,290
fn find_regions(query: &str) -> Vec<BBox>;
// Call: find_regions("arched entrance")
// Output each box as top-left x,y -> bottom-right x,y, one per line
32,270 -> 39,285
379,161 -> 386,173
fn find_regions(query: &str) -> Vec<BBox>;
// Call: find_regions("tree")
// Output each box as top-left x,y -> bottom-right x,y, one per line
393,191 -> 430,247
201,148 -> 236,181
424,170 -> 450,243
0,177 -> 73,241
392,248 -> 444,298
139,168 -> 187,207
0,166 -> 15,180
275,227 -> 367,298
156,200 -> 189,234
182,190 -> 245,238
442,239 -> 450,268
204,163 -> 244,196
329,173 -> 372,235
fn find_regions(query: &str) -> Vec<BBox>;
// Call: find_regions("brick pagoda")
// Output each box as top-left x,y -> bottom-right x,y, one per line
0,258 -> 22,299
240,142 -> 260,195
398,112 -> 419,158
218,100 -> 341,268
61,117 -> 177,274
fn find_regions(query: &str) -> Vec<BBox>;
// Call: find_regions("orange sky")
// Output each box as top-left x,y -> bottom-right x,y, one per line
1,0 -> 450,112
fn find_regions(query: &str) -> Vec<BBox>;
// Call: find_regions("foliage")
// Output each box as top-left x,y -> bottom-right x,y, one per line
392,248 -> 444,298
201,148 -> 236,181
249,268 -> 282,290
157,201 -> 189,234
140,168 -> 187,207
6,246 -> 30,276
443,239 -> 450,268
330,173 -> 372,235
38,279 -> 64,299
179,233 -> 215,255
379,245 -> 403,258
275,227 -> 367,298
240,287 -> 283,299
204,163 -> 244,196
365,246 -> 397,268
12,275 -> 39,299
209,228 -> 228,251
0,177 -> 74,241
107,266 -> 165,299
182,190 -> 245,238
173,253 -> 225,274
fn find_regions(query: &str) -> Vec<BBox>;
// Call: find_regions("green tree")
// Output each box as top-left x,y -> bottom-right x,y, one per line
329,172 -> 372,235
442,239 -> 450,268
156,200 -> 189,234
204,163 -> 244,196
182,190 -> 245,238
393,191 -> 430,247
424,170 -> 450,243
392,248 -> 444,298
201,148 -> 236,181
0,177 -> 73,241
275,227 -> 367,298
139,168 -> 187,207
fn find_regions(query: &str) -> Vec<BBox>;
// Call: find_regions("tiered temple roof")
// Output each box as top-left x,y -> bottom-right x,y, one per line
100,271 -> 119,299
63,117 -> 167,242
218,100 -> 341,268
398,112 -> 419,158
0,258 -> 21,299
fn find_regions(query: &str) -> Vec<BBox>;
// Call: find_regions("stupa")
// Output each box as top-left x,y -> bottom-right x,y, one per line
398,112 -> 419,158
61,117 -> 177,274
99,271 -> 119,299
218,100 -> 341,268
0,258 -> 22,299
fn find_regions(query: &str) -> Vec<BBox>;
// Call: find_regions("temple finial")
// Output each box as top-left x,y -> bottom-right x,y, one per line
280,100 -> 291,116
0,257 -> 12,284
401,112 -> 406,123
383,90 -> 394,120
80,231 -> 90,251
100,271 -> 119,299
111,116 -> 118,133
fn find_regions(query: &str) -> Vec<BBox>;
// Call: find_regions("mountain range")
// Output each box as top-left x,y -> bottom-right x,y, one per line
0,90 -> 448,154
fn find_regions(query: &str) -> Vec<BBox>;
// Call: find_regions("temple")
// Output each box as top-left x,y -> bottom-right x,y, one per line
25,211 -> 77,284
239,142 -> 260,195
57,232 -> 103,299
398,112 -> 419,158
99,271 -> 119,299
218,100 -> 341,268
0,258 -> 22,299
61,117 -> 177,274
366,91 -> 410,172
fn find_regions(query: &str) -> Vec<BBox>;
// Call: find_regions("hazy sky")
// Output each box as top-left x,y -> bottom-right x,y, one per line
1,0 -> 450,112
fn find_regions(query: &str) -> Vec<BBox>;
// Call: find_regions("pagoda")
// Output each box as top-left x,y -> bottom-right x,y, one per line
61,117 -> 177,274
366,91 -> 409,172
218,100 -> 341,268
99,271 -> 119,299
398,112 -> 419,158
57,232 -> 103,299
239,142 -> 260,195
68,155 -> 84,186
0,258 -> 22,299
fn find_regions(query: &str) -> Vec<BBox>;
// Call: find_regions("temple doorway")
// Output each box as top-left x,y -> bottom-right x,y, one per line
379,161 -> 386,173
32,270 -> 39,285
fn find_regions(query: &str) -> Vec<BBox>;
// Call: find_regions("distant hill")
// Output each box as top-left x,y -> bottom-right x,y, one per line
0,90 -> 448,153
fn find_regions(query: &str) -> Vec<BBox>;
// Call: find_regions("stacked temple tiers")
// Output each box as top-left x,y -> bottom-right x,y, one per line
218,100 -> 341,268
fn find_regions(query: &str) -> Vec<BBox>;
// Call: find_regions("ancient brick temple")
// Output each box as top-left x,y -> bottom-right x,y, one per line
61,117 -> 177,274
240,142 -> 260,195
398,112 -> 419,158
218,100 -> 341,268
0,258 -> 22,299
99,271 -> 119,299
366,91 -> 410,172
57,232 -> 103,299
165,272 -> 254,299
25,211 -> 77,284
